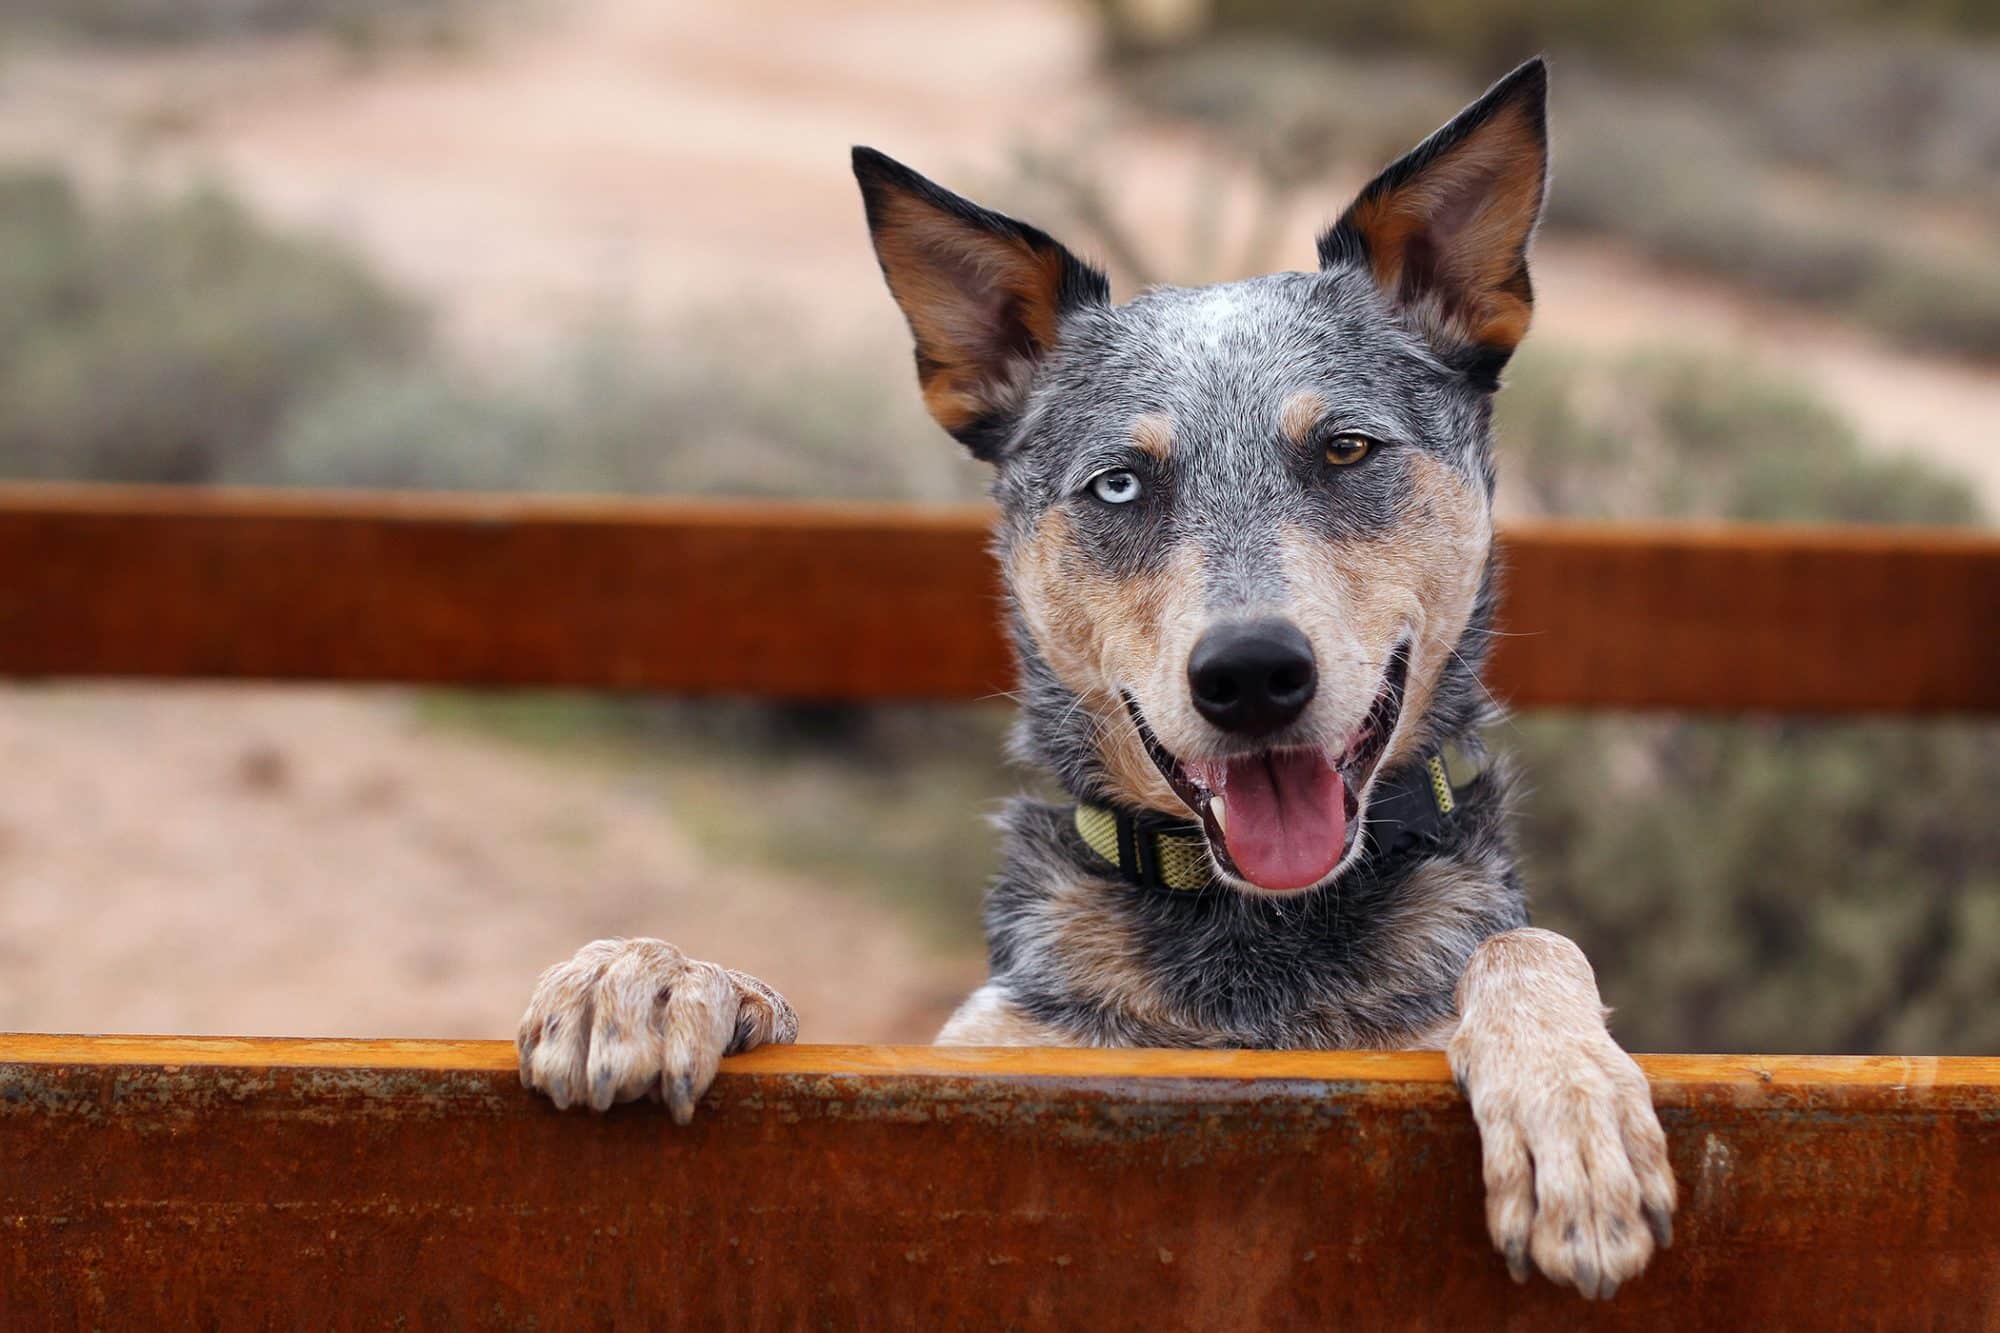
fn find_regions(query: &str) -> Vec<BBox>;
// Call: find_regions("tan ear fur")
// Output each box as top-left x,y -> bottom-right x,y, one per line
853,148 -> 1106,457
1319,59 -> 1548,382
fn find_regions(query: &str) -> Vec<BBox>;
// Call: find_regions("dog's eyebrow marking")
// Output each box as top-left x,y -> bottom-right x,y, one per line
1131,412 -> 1175,459
1279,390 -> 1326,447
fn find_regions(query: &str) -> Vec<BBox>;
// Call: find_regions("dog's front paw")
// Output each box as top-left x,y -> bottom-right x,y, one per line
516,937 -> 797,1122
1449,1023 -> 1676,1299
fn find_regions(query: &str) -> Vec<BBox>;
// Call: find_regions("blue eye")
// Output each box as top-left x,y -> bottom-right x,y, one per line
1089,469 -> 1143,505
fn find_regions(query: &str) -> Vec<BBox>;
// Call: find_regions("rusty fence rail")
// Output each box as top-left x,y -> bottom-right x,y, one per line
1,1038 -> 1997,1328
1,482 -> 1997,711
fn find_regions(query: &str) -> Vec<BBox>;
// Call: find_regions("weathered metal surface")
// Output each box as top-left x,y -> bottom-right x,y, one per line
2,1038 -> 1996,1329
2,483 -> 1997,711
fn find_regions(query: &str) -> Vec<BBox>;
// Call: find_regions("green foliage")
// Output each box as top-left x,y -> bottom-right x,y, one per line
0,171 -> 967,501
243,321 -> 969,501
1497,349 -> 1983,525
1544,84 -> 2000,360
0,168 -> 993,938
0,169 -> 422,484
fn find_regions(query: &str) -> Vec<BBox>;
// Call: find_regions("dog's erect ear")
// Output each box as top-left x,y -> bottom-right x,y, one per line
853,147 -> 1108,459
1317,58 -> 1548,388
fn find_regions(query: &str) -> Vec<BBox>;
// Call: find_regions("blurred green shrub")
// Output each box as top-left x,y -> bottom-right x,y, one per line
0,169 -> 422,483
0,169 -> 967,501
1,0 -> 476,46
247,323 -> 969,501
1497,349 -> 1983,525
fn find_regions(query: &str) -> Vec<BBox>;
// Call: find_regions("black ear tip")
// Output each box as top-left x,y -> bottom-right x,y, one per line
852,145 -> 923,189
1498,55 -> 1548,102
851,145 -> 887,180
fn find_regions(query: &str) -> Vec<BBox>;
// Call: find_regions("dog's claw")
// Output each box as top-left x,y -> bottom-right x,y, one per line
1504,1240 -> 1531,1284
1645,1201 -> 1674,1250
666,1073 -> 699,1126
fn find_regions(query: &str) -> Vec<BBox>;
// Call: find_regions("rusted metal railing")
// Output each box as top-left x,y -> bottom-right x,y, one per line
2,1038 -> 1997,1327
2,483 -> 1996,711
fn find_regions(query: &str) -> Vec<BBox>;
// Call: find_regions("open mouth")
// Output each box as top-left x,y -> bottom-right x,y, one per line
1124,640 -> 1411,892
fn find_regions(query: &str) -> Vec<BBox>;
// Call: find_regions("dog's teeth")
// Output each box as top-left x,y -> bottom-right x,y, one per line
1210,797 -> 1228,835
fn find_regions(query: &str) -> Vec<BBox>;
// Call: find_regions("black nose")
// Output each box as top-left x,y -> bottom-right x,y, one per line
1187,619 -> 1318,736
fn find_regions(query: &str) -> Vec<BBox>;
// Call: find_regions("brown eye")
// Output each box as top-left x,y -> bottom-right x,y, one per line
1324,433 -> 1375,466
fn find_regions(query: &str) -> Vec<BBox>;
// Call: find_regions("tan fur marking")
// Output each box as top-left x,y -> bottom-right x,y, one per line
1280,450 -> 1490,773
1030,869 -> 1177,1029
922,379 -> 987,435
1279,390 -> 1326,447
1448,928 -> 1678,1298
1365,853 -> 1512,1016
1131,412 -> 1175,459
1008,508 -> 1205,815
870,190 -> 1069,432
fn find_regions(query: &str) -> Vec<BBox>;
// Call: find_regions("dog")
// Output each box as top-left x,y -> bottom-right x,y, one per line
516,58 -> 1677,1299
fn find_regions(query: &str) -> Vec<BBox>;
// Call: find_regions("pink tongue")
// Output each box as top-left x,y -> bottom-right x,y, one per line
1218,751 -> 1348,890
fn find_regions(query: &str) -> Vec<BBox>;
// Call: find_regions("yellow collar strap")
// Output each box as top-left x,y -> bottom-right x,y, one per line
1074,803 -> 1214,892
1073,741 -> 1484,895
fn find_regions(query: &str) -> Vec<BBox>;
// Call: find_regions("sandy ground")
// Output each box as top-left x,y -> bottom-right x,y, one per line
0,0 -> 1992,1041
0,686 -> 982,1040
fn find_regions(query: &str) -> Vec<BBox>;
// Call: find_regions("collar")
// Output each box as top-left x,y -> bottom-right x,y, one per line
1072,742 -> 1484,896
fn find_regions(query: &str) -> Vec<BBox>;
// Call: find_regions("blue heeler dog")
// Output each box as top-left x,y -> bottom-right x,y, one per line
517,58 -> 1678,1299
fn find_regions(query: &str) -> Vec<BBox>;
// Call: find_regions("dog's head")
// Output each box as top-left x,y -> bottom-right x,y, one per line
855,60 -> 1546,895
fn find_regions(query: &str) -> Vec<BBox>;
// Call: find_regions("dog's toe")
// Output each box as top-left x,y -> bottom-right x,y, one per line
1476,1111 -> 1536,1279
659,961 -> 739,1124
584,940 -> 686,1112
1618,1070 -> 1679,1245
1521,1131 -> 1599,1296
525,1010 -> 591,1110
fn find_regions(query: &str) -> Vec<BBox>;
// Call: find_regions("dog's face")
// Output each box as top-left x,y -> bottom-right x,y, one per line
857,60 -> 1547,895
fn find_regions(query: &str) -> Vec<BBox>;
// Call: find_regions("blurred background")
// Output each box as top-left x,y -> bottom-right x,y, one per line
0,0 -> 1994,1051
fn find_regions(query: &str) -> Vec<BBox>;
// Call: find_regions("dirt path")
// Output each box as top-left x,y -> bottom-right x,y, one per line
0,685 -> 980,1040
